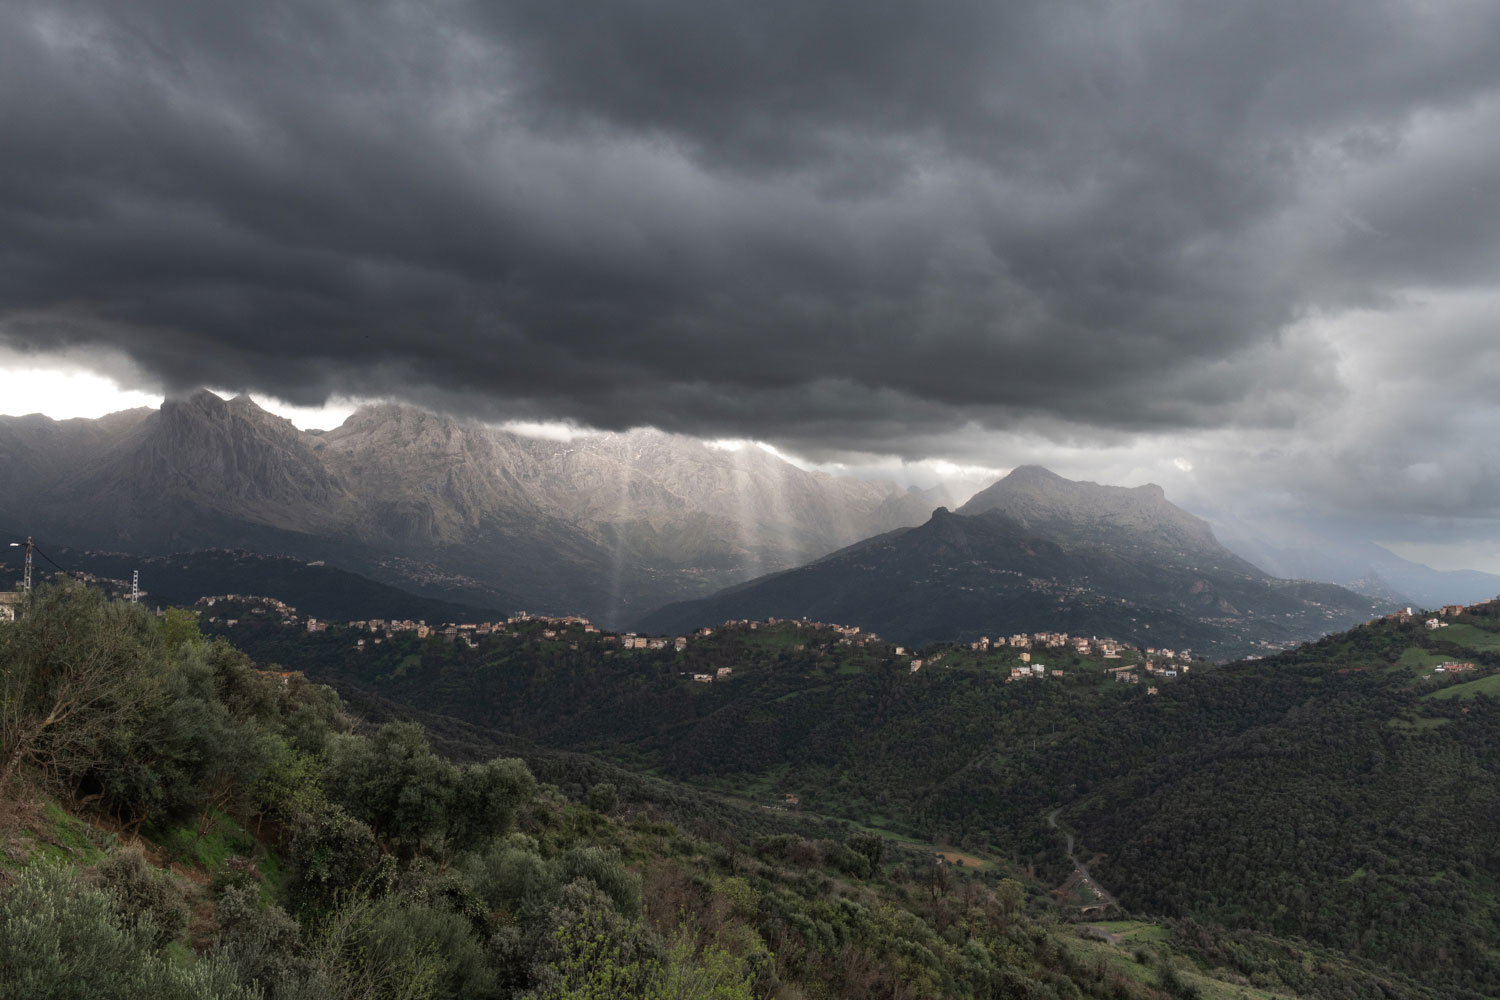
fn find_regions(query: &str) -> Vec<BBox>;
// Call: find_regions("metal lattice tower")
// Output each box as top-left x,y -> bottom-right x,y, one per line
20,536 -> 32,594
132,570 -> 140,604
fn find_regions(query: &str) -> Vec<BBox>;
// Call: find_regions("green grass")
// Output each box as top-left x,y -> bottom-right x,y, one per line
716,765 -> 787,799
1423,671 -> 1500,701
1395,646 -> 1451,671
738,630 -> 805,650
1086,921 -> 1169,943
1064,934 -> 1158,986
1431,622 -> 1500,652
1064,927 -> 1294,1000
1,800 -> 116,868
155,811 -> 255,870
255,848 -> 286,905
38,803 -> 116,864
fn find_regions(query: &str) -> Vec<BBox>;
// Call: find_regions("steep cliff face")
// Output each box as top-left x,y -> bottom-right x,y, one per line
0,407 -> 152,518
32,392 -> 353,548
958,465 -> 1256,571
0,393 -> 954,622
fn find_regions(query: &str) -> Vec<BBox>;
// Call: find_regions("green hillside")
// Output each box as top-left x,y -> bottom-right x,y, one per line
3,548 -> 505,624
217,599 -> 1500,998
9,580 -> 1382,1000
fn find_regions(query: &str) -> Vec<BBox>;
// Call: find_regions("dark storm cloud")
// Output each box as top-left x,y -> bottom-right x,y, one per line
3,0 -> 1500,470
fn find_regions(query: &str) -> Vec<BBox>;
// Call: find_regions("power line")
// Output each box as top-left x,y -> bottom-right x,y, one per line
31,544 -> 67,575
6,538 -> 68,593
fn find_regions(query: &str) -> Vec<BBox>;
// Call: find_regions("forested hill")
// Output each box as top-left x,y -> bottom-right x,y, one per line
1,547 -> 505,624
216,599 -> 1500,998
7,581 -> 1444,1000
637,504 -> 1386,657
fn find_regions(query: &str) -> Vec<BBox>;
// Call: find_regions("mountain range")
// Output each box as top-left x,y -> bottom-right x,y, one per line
1206,513 -> 1500,609
0,391 -> 965,625
7,394 -> 1474,652
640,466 -> 1388,657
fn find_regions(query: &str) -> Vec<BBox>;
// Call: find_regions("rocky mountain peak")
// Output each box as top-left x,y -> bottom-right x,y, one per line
959,465 -> 1248,569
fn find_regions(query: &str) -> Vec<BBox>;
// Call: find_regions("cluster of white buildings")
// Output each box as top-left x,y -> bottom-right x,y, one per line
199,593 -> 300,629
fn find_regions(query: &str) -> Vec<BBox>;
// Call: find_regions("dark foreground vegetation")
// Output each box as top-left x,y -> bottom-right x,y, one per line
217,602 -> 1500,999
7,581 -> 1384,1000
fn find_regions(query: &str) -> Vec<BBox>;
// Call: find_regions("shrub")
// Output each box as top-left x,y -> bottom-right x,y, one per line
585,782 -> 618,814
0,864 -> 253,1000
215,883 -> 329,997
558,846 -> 641,918
463,838 -> 561,921
211,855 -> 263,896
310,894 -> 497,1000
286,799 -> 384,914
90,846 -> 190,948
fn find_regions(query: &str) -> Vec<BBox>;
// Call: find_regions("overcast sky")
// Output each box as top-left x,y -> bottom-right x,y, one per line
3,0 -> 1500,571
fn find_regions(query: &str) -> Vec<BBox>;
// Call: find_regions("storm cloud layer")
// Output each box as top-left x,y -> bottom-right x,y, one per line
4,0 -> 1500,539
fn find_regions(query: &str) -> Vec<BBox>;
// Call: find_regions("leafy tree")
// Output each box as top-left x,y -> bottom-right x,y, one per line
447,756 -> 536,854
159,607 -> 203,655
325,722 -> 534,859
324,723 -> 458,855
585,781 -> 618,815
286,799 -> 385,914
846,831 -> 885,874
0,582 -> 160,795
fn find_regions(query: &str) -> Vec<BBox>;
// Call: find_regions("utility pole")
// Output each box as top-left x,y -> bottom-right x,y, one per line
7,536 -> 32,593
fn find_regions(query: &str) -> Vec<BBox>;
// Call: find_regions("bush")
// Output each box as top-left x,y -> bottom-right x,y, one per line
215,883 -> 323,997
90,846 -> 190,948
310,894 -> 497,1000
463,838 -> 561,921
210,855 -> 263,897
286,799 -> 384,914
846,832 -> 886,874
528,882 -> 667,1000
0,864 -> 253,1000
585,782 -> 618,814
558,846 -> 641,918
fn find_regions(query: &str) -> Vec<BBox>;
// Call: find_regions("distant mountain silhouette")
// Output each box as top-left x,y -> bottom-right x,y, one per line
1205,512 -> 1500,609
0,392 -> 967,625
639,469 -> 1388,657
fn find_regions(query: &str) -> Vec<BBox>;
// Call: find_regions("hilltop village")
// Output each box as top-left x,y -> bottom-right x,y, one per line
196,589 -> 1204,695
182,586 -> 1500,714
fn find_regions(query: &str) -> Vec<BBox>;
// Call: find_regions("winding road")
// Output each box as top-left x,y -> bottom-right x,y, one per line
1048,807 -> 1119,910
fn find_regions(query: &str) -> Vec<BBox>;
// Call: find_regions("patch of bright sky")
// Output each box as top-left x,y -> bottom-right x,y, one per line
705,438 -> 809,466
200,389 -> 359,430
0,358 -> 364,431
498,420 -> 591,442
1,363 -> 160,418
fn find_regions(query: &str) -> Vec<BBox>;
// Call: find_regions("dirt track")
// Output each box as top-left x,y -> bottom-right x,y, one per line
1048,807 -> 1119,910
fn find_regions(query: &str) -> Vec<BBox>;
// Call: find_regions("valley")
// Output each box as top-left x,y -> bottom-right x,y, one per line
3,397 -> 1498,1000
198,590 -> 1500,998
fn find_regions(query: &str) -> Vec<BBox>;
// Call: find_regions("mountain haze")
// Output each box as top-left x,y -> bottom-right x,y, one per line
959,465 -> 1254,569
0,392 -> 963,624
641,467 -> 1388,656
1207,514 -> 1500,609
